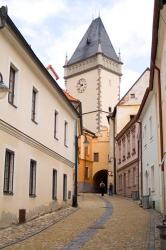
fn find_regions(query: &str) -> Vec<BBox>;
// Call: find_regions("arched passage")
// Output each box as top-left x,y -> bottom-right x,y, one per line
93,169 -> 108,193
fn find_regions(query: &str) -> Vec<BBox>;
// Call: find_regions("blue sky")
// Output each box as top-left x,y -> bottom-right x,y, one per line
0,0 -> 154,96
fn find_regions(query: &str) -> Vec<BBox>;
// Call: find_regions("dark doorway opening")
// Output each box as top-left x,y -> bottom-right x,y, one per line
93,169 -> 108,193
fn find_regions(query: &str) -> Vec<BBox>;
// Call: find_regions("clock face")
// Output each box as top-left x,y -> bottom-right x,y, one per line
76,78 -> 87,93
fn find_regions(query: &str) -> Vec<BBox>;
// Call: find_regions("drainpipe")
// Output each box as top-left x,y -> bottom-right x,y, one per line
154,65 -> 166,223
112,117 -> 116,194
137,121 -> 143,199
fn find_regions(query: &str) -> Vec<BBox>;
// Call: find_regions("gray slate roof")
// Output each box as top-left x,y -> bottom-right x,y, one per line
68,17 -> 120,65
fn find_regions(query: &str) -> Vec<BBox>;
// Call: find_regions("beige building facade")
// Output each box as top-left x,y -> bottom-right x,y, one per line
0,7 -> 80,227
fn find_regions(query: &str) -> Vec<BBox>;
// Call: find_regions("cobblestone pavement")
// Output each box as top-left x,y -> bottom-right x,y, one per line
0,194 -> 162,250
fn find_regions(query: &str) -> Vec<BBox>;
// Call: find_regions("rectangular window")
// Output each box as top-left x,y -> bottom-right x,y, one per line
94,152 -> 99,162
149,116 -> 153,139
130,93 -> 135,99
127,132 -> 130,158
3,149 -> 14,194
128,170 -> 130,187
118,141 -> 121,164
54,110 -> 58,139
63,174 -> 67,201
64,121 -> 68,146
133,167 -> 136,186
122,137 -> 126,161
151,166 -> 155,192
85,166 -> 89,179
8,66 -> 16,105
29,160 -> 36,196
31,87 -> 38,123
131,127 -> 136,154
52,169 -> 57,200
144,125 -> 147,146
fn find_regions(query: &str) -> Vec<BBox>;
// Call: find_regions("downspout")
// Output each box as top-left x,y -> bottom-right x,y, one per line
154,65 -> 165,222
137,121 -> 143,199
112,117 -> 116,194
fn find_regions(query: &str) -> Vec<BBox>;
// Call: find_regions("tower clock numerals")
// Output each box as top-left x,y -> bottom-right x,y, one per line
76,78 -> 87,93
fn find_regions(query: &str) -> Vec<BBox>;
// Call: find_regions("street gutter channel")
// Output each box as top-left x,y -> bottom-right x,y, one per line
61,196 -> 113,250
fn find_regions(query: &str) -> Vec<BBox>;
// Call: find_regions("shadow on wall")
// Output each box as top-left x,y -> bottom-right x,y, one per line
93,169 -> 108,193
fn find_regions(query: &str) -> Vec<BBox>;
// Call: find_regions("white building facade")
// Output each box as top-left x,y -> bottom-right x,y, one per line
0,7 -> 80,227
139,91 -> 161,211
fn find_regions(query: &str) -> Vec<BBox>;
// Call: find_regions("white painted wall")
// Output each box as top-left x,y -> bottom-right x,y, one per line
140,92 -> 161,211
0,23 -> 77,226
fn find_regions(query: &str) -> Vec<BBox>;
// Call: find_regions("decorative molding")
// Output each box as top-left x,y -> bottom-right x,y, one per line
117,158 -> 138,172
0,119 -> 74,168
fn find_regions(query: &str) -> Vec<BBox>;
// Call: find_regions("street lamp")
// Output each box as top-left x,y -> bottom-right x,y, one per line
72,134 -> 89,207
0,72 -> 9,99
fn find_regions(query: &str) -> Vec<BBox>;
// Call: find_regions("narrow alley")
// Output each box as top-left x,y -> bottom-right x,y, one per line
0,194 -> 161,250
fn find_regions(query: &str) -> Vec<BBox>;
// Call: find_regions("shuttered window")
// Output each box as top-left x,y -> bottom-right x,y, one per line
8,67 -> 16,105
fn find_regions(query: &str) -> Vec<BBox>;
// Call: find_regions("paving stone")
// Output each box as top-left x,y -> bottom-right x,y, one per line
0,194 -> 162,250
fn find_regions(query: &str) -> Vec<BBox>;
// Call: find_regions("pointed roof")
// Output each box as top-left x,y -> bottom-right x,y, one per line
68,17 -> 120,65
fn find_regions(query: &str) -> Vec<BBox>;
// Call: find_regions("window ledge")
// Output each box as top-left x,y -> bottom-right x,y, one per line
9,102 -> 17,109
29,194 -> 36,198
3,191 -> 14,196
31,119 -> 38,125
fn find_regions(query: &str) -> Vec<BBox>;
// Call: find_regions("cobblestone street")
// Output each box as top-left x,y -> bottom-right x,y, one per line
0,194 -> 162,250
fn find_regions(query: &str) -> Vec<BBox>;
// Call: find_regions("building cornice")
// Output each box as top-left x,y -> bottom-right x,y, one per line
117,158 -> 138,172
0,119 -> 74,168
64,64 -> 122,80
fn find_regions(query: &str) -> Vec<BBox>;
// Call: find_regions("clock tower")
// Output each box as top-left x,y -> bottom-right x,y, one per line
64,17 -> 122,132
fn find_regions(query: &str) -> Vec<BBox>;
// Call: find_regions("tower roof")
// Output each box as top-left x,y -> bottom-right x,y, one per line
68,17 -> 120,65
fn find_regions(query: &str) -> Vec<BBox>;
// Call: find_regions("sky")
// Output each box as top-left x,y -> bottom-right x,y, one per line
0,0 -> 154,97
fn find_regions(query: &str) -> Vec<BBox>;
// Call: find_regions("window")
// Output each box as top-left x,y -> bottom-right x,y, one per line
54,110 -> 58,139
85,166 -> 89,179
29,160 -> 36,196
151,166 -> 155,192
128,170 -> 130,187
118,141 -> 121,163
63,174 -> 67,201
127,132 -> 130,158
64,121 -> 68,146
130,115 -> 135,120
31,87 -> 38,123
133,167 -> 136,186
8,66 -> 16,105
130,93 -> 135,99
122,137 -> 126,161
52,169 -> 57,200
144,125 -> 147,146
149,116 -> 153,139
3,149 -> 14,194
131,127 -> 136,154
94,152 -> 99,162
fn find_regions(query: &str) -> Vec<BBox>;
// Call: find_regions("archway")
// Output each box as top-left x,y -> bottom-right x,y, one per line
93,169 -> 108,193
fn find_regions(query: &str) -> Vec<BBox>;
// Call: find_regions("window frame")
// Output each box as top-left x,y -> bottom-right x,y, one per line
52,169 -> 57,200
8,66 -> 17,107
54,110 -> 59,140
29,159 -> 37,197
94,152 -> 99,162
3,149 -> 15,195
31,87 -> 38,124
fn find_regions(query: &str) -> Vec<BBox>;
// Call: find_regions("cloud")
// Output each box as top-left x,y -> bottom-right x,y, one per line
1,0 -> 67,24
0,0 -> 154,95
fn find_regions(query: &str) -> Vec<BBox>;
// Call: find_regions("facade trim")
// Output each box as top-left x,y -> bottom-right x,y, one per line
0,119 -> 74,168
117,158 -> 138,172
64,64 -> 122,80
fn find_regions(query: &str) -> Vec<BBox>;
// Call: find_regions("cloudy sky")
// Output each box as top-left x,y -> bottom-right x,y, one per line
0,0 -> 154,96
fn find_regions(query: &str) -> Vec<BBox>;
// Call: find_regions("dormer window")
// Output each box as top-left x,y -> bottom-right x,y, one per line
130,93 -> 135,99
86,38 -> 91,45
